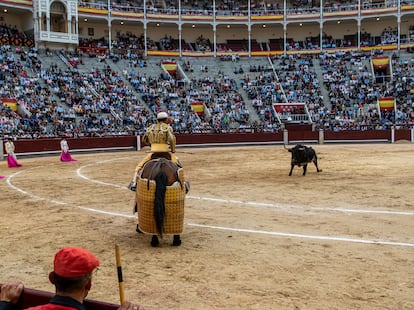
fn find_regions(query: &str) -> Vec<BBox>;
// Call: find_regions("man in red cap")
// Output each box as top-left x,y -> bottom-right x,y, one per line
0,247 -> 144,310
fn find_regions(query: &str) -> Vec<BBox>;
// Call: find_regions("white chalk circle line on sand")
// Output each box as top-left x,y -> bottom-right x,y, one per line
77,160 -> 414,217
4,167 -> 414,248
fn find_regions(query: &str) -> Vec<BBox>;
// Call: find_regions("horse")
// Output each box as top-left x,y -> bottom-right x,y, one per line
136,157 -> 186,247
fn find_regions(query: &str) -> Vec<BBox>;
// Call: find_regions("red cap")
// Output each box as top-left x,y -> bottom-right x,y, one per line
54,247 -> 100,278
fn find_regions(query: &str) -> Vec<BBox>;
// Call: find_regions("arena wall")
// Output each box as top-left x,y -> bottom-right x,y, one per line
2,129 -> 413,159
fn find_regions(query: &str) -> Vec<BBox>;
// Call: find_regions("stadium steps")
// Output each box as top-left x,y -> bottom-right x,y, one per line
217,58 -> 268,123
145,57 -> 170,79
312,57 -> 331,110
36,52 -> 82,121
39,51 -> 68,71
75,56 -> 108,74
398,52 -> 414,64
104,58 -> 154,115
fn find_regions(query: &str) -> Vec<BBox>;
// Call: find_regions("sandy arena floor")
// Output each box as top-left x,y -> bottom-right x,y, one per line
0,144 -> 413,310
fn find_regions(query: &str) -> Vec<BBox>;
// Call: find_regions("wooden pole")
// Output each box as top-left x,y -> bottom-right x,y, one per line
115,244 -> 125,305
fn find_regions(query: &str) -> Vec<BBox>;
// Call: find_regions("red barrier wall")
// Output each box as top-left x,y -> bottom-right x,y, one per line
6,136 -> 138,154
176,132 -> 284,145
17,287 -> 118,310
288,130 -> 319,141
394,129 -> 412,141
323,130 -> 391,141
2,130 -> 412,156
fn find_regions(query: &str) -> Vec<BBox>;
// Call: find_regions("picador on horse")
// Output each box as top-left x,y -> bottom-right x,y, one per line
128,112 -> 189,247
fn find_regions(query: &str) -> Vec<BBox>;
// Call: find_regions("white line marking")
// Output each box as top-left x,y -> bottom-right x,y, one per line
5,163 -> 414,248
77,161 -> 126,189
6,171 -> 43,198
186,196 -> 414,216
5,171 -> 134,219
76,166 -> 414,216
188,223 -> 414,247
76,163 -> 414,216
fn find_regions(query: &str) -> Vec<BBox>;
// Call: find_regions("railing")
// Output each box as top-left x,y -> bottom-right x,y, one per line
76,0 -> 413,17
277,113 -> 310,123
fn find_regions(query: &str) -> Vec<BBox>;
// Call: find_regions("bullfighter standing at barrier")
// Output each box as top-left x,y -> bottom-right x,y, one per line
5,137 -> 22,168
128,112 -> 181,190
60,138 -> 77,162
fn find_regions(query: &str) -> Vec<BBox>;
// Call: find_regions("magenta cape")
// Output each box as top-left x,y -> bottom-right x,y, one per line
7,155 -> 22,168
60,151 -> 77,162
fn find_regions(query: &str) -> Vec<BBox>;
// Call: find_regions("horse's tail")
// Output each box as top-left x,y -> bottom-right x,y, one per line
154,171 -> 167,238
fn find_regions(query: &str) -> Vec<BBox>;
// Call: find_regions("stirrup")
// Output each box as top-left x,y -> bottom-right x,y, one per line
185,181 -> 190,194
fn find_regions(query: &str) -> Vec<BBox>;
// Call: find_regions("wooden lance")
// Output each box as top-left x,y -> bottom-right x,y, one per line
115,244 -> 125,305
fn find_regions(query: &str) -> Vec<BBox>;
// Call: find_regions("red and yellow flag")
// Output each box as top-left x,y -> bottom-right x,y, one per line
190,102 -> 204,115
162,61 -> 177,74
2,98 -> 18,112
372,56 -> 389,69
378,97 -> 395,111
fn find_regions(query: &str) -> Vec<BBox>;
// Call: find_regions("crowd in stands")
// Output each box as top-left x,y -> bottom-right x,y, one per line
1,35 -> 414,139
319,50 -> 414,130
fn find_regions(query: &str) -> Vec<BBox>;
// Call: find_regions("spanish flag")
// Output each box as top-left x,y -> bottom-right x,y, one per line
378,97 -> 395,111
372,56 -> 389,69
190,102 -> 204,115
162,61 -> 177,74
2,98 -> 18,112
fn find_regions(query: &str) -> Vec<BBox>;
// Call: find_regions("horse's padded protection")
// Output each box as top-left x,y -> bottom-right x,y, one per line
136,169 -> 185,235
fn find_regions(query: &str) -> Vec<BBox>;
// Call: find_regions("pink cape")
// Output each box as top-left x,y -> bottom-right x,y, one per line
0,176 -> 5,179
60,151 -> 77,162
7,155 -> 22,168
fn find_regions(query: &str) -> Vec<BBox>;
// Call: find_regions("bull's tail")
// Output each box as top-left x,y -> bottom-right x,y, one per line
154,171 -> 167,238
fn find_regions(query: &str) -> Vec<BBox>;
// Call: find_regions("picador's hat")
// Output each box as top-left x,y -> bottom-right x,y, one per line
157,112 -> 168,120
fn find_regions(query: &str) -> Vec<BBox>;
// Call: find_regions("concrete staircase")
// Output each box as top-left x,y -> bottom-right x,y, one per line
312,57 -> 331,110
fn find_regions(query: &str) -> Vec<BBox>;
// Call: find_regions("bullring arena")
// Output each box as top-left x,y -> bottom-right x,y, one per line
1,143 -> 413,309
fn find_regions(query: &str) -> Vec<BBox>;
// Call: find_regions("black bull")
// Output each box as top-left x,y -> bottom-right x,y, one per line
286,145 -> 322,176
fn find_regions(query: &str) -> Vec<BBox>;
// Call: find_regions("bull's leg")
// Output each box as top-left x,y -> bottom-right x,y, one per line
302,164 -> 308,176
289,164 -> 295,176
151,235 -> 160,247
313,158 -> 321,173
172,235 -> 182,246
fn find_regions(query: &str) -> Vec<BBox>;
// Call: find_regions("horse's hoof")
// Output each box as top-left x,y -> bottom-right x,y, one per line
136,224 -> 143,234
151,235 -> 160,247
172,235 -> 181,246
